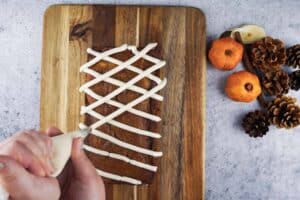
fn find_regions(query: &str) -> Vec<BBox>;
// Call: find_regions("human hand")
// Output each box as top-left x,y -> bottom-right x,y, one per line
47,127 -> 105,200
0,129 -> 60,200
0,130 -> 54,177
0,155 -> 60,200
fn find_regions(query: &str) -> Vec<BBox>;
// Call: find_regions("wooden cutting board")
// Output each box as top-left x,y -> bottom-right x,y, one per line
40,5 -> 206,200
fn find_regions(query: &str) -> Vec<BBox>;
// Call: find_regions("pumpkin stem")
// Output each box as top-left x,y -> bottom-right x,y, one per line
225,49 -> 233,56
257,95 -> 269,109
235,31 -> 269,109
245,83 -> 253,91
234,32 -> 256,73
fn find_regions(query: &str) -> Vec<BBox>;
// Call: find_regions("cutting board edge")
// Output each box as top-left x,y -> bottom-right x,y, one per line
43,4 -> 206,18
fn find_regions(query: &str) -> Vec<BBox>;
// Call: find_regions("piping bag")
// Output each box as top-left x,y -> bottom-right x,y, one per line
0,129 -> 90,200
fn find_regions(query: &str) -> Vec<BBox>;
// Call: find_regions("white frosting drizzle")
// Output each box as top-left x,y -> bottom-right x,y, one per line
84,109 -> 161,138
83,79 -> 166,134
87,48 -> 162,84
80,127 -> 163,157
96,169 -> 142,185
83,88 -> 161,122
83,145 -> 157,172
81,65 -> 163,101
80,59 -> 166,114
79,43 -> 166,185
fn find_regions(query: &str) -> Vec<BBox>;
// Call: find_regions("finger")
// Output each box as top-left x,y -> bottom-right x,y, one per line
71,137 -> 98,182
46,127 -> 63,137
32,175 -> 61,200
23,131 -> 53,175
0,156 -> 60,200
24,130 -> 52,153
14,133 -> 53,175
57,160 -> 72,189
10,141 -> 46,177
15,133 -> 45,160
97,176 -> 106,200
0,155 -> 30,198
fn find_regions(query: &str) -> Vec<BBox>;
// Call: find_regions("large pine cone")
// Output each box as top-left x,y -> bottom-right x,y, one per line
262,70 -> 289,96
289,70 -> 300,91
242,110 -> 270,138
286,44 -> 300,69
267,96 -> 300,128
251,37 -> 286,72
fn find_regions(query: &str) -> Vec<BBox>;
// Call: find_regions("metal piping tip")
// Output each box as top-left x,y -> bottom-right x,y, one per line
67,128 -> 91,138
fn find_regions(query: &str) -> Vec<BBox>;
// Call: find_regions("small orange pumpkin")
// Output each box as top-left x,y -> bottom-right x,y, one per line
209,37 -> 244,70
225,70 -> 261,102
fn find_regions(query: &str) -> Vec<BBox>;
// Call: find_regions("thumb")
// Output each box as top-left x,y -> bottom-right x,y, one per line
0,155 -> 30,198
71,138 -> 97,182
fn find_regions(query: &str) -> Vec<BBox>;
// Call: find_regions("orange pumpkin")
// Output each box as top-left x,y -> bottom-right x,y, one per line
209,37 -> 244,70
225,71 -> 261,102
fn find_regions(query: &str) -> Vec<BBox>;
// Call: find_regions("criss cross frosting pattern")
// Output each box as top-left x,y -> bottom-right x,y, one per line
79,43 -> 167,185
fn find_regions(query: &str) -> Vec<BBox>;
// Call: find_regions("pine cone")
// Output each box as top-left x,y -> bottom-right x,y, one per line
251,37 -> 286,72
262,70 -> 289,96
286,44 -> 300,68
289,70 -> 300,91
242,110 -> 270,138
267,96 -> 300,128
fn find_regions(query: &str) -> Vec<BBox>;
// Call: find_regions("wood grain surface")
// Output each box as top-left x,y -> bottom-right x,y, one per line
40,5 -> 206,200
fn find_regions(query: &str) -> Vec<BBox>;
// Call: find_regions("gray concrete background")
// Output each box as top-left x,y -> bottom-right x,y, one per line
0,0 -> 300,199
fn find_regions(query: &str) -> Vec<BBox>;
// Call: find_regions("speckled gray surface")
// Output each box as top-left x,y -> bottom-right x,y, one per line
1,0 -> 300,199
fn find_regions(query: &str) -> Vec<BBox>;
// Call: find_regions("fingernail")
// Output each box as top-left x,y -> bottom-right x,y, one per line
0,162 -> 5,170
